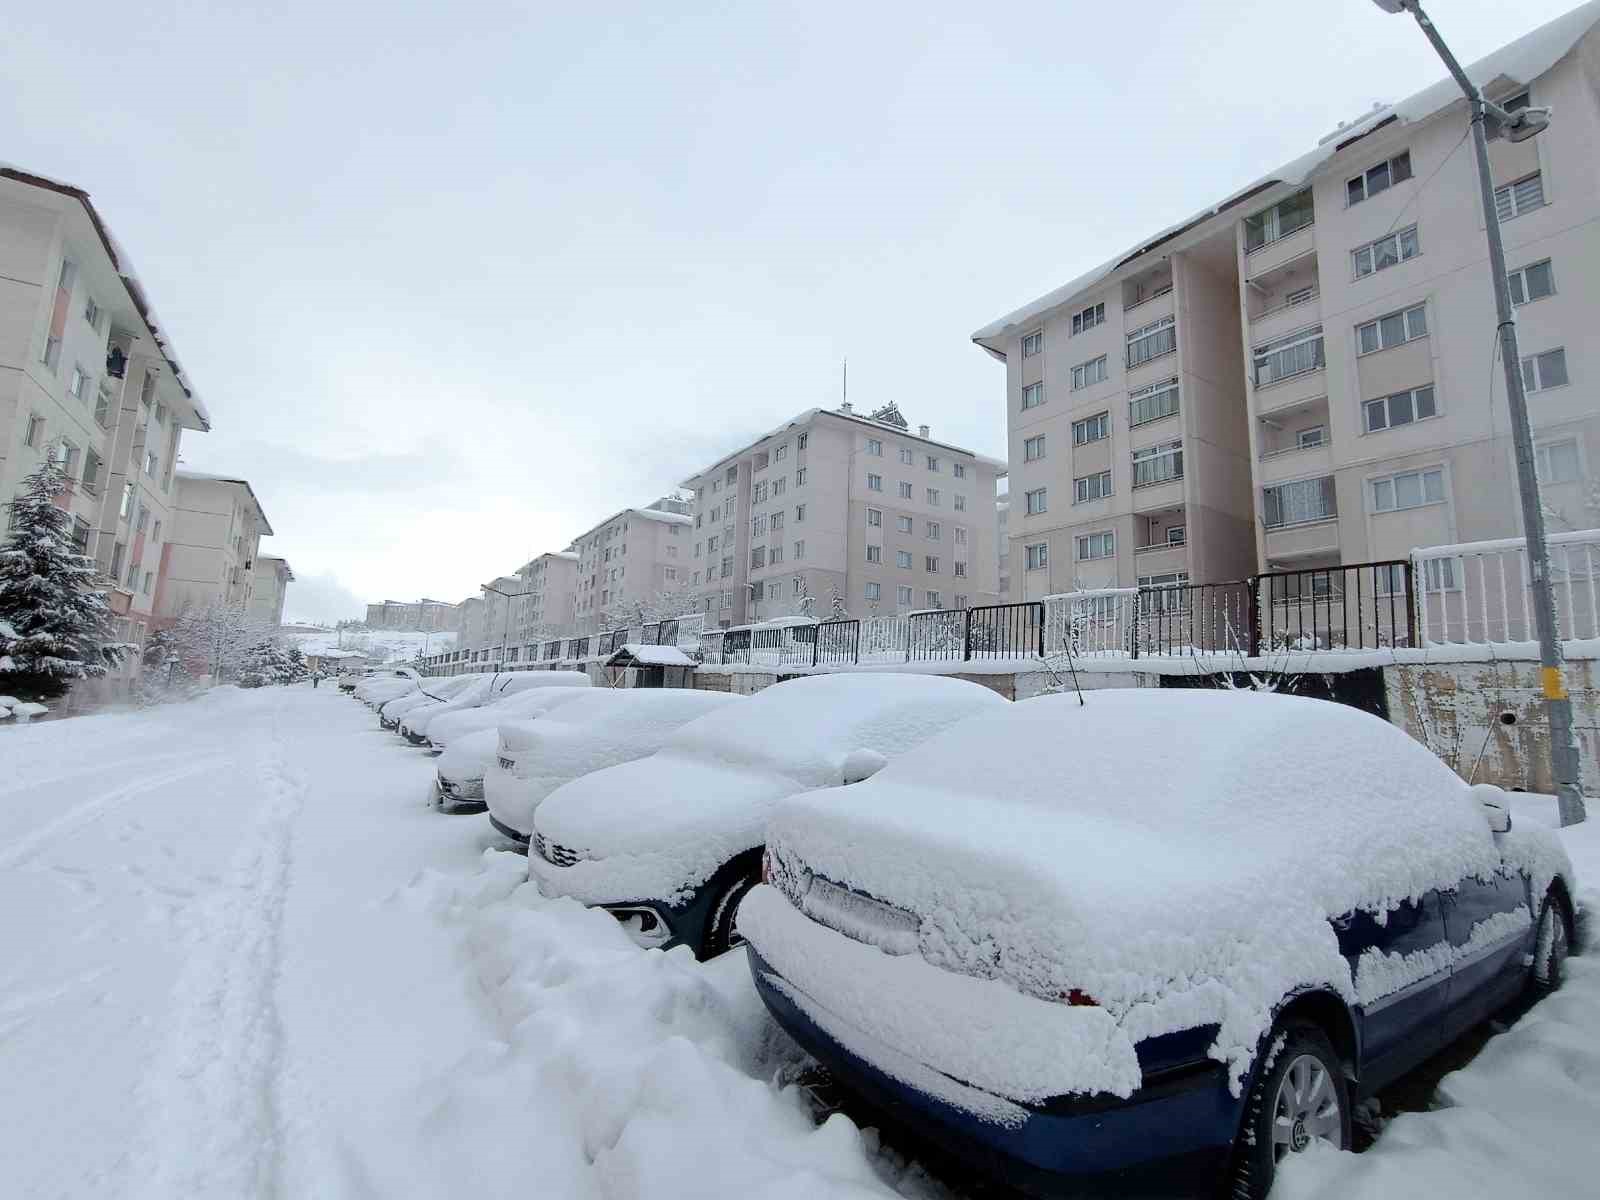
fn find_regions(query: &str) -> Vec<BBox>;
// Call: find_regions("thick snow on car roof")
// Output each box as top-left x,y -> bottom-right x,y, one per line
760,689 -> 1572,1094
426,687 -> 594,749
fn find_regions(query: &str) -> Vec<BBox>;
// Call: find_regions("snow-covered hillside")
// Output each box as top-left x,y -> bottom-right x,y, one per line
283,626 -> 456,664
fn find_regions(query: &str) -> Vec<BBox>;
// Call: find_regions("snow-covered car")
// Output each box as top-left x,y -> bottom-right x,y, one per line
398,671 -> 590,746
485,688 -> 743,846
379,674 -> 481,730
529,673 -> 1009,960
355,670 -> 421,708
741,689 -> 1579,1200
430,687 -> 606,811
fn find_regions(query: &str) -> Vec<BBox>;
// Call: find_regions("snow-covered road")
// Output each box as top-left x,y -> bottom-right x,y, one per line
2,684 -> 1596,1199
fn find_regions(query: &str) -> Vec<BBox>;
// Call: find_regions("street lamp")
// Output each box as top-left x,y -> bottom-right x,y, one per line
480,582 -> 527,672
1372,1 -> 1582,825
745,581 -> 761,623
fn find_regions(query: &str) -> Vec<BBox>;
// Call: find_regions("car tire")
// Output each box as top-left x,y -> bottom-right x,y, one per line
702,869 -> 759,960
1530,889 -> 1572,995
1229,1020 -> 1350,1200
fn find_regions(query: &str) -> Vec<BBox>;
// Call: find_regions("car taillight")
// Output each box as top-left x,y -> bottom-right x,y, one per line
1060,989 -> 1098,1007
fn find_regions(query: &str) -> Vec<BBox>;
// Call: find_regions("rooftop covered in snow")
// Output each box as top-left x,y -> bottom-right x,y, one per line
173,470 -> 275,536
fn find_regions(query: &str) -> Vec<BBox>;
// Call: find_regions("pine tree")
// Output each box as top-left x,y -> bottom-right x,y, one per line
0,461 -> 128,701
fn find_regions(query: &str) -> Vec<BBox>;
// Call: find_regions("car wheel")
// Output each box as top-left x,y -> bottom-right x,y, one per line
1229,1021 -> 1350,1200
702,870 -> 759,960
1530,889 -> 1572,994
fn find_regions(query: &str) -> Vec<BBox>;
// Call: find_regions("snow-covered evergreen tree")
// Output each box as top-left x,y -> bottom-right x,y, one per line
166,601 -> 271,681
0,462 -> 128,701
238,638 -> 304,686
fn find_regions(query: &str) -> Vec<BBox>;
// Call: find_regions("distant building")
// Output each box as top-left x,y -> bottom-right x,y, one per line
513,551 -> 580,644
248,556 -> 294,628
155,471 -> 273,619
362,598 -> 458,631
569,497 -> 694,633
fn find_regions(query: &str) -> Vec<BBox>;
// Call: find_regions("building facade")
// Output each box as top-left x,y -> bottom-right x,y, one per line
248,556 -> 295,628
682,403 -> 1004,627
512,550 -> 579,644
975,6 -> 1600,602
364,598 -> 459,631
155,472 -> 273,619
0,168 -> 216,683
569,497 -> 693,632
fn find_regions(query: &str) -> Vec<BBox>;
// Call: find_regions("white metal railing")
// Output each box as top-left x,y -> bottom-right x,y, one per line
1413,529 -> 1600,646
1043,588 -> 1139,658
859,614 -> 912,663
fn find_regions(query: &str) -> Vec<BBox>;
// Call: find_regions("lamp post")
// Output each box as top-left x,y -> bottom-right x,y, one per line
745,581 -> 761,624
480,582 -> 526,672
1371,1 -> 1582,825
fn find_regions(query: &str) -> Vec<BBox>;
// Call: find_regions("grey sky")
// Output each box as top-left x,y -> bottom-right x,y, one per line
1,1 -> 1578,622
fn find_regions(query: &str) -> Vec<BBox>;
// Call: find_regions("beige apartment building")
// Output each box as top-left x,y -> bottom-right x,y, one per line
363,598 -> 458,631
512,550 -> 579,643
155,472 -> 274,619
248,556 -> 295,628
975,4 -> 1600,604
569,497 -> 693,632
682,403 -> 1004,627
0,167 -> 213,672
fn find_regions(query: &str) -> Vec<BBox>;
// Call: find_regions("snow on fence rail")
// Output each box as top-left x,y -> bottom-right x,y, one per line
1043,588 -> 1138,658
1414,529 -> 1600,646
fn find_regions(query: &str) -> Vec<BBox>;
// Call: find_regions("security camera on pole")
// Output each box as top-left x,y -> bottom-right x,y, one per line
1371,0 -> 1583,825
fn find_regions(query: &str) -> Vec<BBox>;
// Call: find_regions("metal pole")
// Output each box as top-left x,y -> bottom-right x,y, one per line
1400,1 -> 1584,824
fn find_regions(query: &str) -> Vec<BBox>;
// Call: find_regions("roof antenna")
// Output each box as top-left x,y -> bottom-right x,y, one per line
842,356 -> 847,408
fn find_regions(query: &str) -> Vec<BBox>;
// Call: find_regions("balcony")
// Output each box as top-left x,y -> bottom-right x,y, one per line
1257,396 -> 1331,482
1243,218 -> 1315,277
1246,246 -> 1321,342
1125,316 -> 1178,386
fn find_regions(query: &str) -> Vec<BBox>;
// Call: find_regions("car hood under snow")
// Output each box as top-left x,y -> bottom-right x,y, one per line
437,728 -> 500,784
754,689 -> 1574,1096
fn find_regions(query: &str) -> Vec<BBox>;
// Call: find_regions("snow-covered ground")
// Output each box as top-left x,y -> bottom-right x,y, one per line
285,626 -> 456,663
0,685 -> 1594,1198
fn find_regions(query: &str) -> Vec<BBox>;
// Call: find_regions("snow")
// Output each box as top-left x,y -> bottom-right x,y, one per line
401,671 -> 591,739
424,685 -> 594,751
757,689 -> 1571,1098
609,642 -> 697,667
531,673 -> 1009,906
485,688 -> 744,837
434,728 -> 500,795
286,627 -> 459,664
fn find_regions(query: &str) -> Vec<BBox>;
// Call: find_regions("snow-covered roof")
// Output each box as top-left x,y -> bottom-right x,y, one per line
173,470 -> 275,536
0,166 -> 213,430
608,643 -> 695,667
972,2 -> 1600,349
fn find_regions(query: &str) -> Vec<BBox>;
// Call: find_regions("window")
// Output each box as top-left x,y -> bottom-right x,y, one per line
1021,382 -> 1044,410
769,545 -> 783,565
1024,487 -> 1048,515
795,503 -> 806,522
775,443 -> 787,460
665,566 -> 679,581
751,514 -> 767,537
1508,259 -> 1555,306
69,517 -> 91,553
926,591 -> 941,608
867,438 -> 883,456
954,561 -> 967,578
1125,316 -> 1176,368
1071,302 -> 1105,336
1076,531 -> 1114,560
899,447 -> 914,465
925,556 -> 940,573
865,544 -> 881,563
1166,525 -> 1187,547
1347,151 -> 1413,205
1071,355 -> 1108,390
953,462 -> 966,479
954,495 -> 968,512
707,534 -> 719,552
109,542 -> 125,579
142,571 -> 153,595
1129,378 -> 1179,426
1263,476 -> 1337,527
1297,426 -> 1327,449
1535,439 -> 1581,485
867,473 -> 882,492
1072,412 -> 1109,445
1494,172 -> 1544,222
772,476 -> 786,496
1132,441 -> 1183,487
1371,467 -> 1445,513
867,507 -> 882,527
926,488 -> 940,506
1024,435 -> 1045,461
1352,225 -> 1419,278
1521,348 -> 1568,393
897,585 -> 914,606
1021,329 -> 1043,357
68,366 -> 88,399
1074,471 -> 1112,503
955,594 -> 969,609
1244,188 -> 1313,252
1025,543 -> 1048,571
1254,325 -> 1325,385
794,540 -> 805,559
865,582 -> 882,602
93,386 -> 111,426
926,520 -> 941,540
897,550 -> 913,568
24,414 -> 44,447
721,556 -> 734,578
81,449 -> 101,493
1357,304 -> 1427,355
84,296 -> 102,328
145,451 -> 158,478
954,527 -> 967,545
896,515 -> 913,534
798,433 -> 808,450
725,466 -> 737,485
753,481 -> 768,503
796,467 -> 807,485
899,481 -> 914,499
42,259 -> 76,370
1364,384 -> 1437,432
926,456 -> 939,472
152,519 -> 162,543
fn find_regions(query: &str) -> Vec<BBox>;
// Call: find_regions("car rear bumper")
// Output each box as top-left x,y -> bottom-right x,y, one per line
489,814 -> 530,847
747,947 -> 1236,1199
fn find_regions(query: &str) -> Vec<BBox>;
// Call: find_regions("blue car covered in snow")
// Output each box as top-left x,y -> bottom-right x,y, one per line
742,690 -> 1576,1199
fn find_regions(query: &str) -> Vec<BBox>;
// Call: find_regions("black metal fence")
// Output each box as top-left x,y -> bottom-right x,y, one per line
812,619 -> 860,666
906,609 -> 967,661
965,602 -> 1045,660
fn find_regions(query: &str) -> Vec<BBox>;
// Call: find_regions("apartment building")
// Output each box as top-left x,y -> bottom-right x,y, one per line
1,167 -> 213,667
975,4 -> 1600,602
512,550 -> 579,643
682,403 -> 1004,627
248,556 -> 295,627
155,472 -> 273,618
569,497 -> 693,632
363,598 -> 459,631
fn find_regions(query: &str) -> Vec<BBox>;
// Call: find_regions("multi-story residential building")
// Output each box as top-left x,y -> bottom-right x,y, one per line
248,556 -> 295,628
569,497 -> 693,632
975,5 -> 1600,601
512,550 -> 579,643
996,488 -> 1011,602
682,402 -> 1004,627
362,599 -> 459,631
155,472 -> 274,618
454,594 -> 485,651
1,167 -> 213,668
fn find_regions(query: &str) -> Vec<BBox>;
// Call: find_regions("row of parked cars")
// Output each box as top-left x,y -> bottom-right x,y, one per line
347,665 -> 1578,1199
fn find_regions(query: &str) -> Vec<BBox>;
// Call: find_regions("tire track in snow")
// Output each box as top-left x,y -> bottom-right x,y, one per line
134,708 -> 305,1200
0,756 -> 229,872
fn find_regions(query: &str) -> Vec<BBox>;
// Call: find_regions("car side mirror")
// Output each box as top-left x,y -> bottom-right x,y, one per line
1470,783 -> 1512,833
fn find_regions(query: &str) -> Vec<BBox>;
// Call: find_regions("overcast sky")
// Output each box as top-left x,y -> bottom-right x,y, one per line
1,0 -> 1581,622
